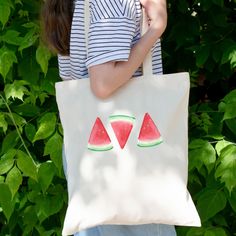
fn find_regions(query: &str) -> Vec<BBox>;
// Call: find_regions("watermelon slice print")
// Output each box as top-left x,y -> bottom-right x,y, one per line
138,113 -> 163,147
109,115 -> 135,149
88,117 -> 113,151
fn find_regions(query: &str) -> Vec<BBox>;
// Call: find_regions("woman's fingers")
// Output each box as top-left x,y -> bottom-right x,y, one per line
140,0 -> 167,34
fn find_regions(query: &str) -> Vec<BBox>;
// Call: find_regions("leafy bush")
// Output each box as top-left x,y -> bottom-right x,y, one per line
0,0 -> 235,235
163,0 -> 236,235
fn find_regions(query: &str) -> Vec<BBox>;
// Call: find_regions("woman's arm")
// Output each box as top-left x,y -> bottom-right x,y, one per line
88,0 -> 167,99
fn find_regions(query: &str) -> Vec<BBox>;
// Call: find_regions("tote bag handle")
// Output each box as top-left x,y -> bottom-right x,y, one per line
141,9 -> 153,77
84,1 -> 153,78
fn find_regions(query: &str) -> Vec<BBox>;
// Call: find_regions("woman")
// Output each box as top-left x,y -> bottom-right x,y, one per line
42,0 -> 176,235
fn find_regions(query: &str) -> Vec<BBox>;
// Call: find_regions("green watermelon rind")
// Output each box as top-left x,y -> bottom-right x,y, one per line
109,115 -> 135,123
137,137 -> 163,147
88,143 -> 113,152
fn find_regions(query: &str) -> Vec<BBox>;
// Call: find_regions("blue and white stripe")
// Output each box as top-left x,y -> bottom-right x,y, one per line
58,0 -> 163,80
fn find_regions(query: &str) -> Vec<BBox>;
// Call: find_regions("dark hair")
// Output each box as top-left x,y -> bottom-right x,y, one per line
40,0 -> 74,56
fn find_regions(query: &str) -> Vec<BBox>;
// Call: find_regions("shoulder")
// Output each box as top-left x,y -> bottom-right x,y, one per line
90,0 -> 136,21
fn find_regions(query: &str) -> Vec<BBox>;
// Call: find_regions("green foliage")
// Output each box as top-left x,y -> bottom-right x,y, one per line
0,0 -> 13,29
163,1 -> 236,235
0,0 -> 65,235
0,46 -> 18,80
0,0 -> 235,235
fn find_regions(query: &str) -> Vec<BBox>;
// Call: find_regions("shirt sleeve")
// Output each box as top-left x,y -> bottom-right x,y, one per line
85,0 -> 137,68
58,54 -> 71,80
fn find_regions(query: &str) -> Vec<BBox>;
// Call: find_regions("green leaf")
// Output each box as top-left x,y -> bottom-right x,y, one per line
6,112 -> 26,127
197,187 -> 227,222
207,112 -> 224,139
47,184 -> 66,197
18,9 -> 28,19
188,172 -> 202,186
228,189 -> 236,213
36,43 -> 51,75
1,130 -> 19,155
38,161 -> 56,193
201,112 -> 212,133
22,22 -> 39,30
229,50 -> 236,69
0,47 -> 17,79
221,44 -> 236,69
41,68 -> 59,95
0,176 -> 4,183
218,102 -> 226,113
0,0 -> 13,28
27,189 -> 41,203
44,132 -> 62,171
33,112 -> 57,142
215,140 -> 232,156
0,183 -> 14,221
6,166 -> 22,197
35,194 -> 64,223
18,193 -> 28,210
58,123 -> 64,136
186,227 -> 206,236
4,80 -> 28,101
16,150 -> 37,180
212,214 -> 228,227
38,92 -> 49,105
0,113 -> 8,133
24,123 -> 36,142
12,103 -> 40,117
196,45 -> 210,67
18,29 -> 39,53
212,45 -> 222,63
215,145 -> 236,192
15,0 -> 22,5
189,139 -> 216,173
22,206 -> 38,233
220,90 -> 236,120
222,102 -> 236,120
1,30 -> 23,46
204,227 -> 227,236
35,226 -> 55,236
0,149 -> 16,175
18,48 -> 41,84
222,89 -> 236,103
225,119 -> 236,136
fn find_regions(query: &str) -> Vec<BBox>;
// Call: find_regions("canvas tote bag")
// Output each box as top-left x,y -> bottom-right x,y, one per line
55,1 -> 201,235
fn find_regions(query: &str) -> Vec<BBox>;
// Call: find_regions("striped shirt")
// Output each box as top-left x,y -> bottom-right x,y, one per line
58,0 -> 163,80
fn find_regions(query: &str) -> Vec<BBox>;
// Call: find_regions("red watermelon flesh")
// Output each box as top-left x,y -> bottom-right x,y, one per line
88,117 -> 113,151
109,115 -> 135,149
138,113 -> 163,147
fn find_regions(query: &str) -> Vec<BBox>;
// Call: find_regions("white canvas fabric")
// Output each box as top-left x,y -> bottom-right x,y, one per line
55,2 -> 201,236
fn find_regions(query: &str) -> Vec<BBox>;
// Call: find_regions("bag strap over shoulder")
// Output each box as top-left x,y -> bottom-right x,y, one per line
84,1 -> 153,78
141,8 -> 153,77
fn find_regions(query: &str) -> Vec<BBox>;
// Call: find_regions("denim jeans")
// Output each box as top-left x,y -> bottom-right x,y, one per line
62,147 -> 177,236
74,224 -> 176,236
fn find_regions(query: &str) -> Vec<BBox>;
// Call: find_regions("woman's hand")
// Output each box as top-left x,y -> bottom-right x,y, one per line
140,0 -> 167,35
